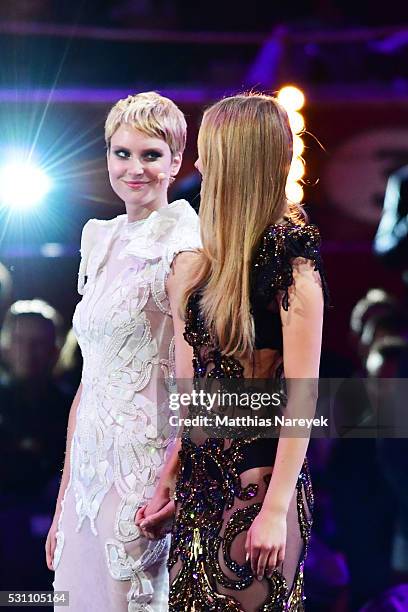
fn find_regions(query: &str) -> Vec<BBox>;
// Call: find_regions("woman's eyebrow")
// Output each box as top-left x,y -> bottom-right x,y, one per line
141,143 -> 166,149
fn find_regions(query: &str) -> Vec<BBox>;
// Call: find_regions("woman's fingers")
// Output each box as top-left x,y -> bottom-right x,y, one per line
139,501 -> 175,539
45,532 -> 54,570
266,546 -> 285,578
141,501 -> 175,529
45,537 -> 51,570
250,543 -> 285,580
141,527 -> 157,540
250,543 -> 260,576
135,505 -> 147,525
245,513 -> 287,580
265,548 -> 278,578
276,546 -> 285,568
256,548 -> 269,580
244,530 -> 251,567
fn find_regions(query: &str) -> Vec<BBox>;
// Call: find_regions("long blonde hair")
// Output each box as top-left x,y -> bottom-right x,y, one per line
185,93 -> 304,357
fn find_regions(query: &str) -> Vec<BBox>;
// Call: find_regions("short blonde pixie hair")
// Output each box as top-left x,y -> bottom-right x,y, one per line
105,91 -> 187,156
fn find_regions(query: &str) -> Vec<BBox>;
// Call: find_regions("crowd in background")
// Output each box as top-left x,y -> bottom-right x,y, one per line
0,273 -> 80,591
0,252 -> 407,610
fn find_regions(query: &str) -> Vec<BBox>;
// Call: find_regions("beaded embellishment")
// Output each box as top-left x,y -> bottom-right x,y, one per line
169,222 -> 324,611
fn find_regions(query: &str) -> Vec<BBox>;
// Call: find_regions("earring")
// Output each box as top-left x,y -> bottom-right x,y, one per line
169,176 -> 175,184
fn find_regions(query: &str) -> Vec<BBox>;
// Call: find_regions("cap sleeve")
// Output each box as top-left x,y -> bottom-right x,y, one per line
77,219 -> 100,295
164,203 -> 201,273
251,222 -> 329,311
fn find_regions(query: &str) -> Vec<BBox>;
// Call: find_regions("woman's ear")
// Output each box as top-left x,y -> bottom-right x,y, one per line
171,153 -> 183,177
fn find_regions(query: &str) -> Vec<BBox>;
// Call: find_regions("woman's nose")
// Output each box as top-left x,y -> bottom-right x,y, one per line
127,159 -> 144,176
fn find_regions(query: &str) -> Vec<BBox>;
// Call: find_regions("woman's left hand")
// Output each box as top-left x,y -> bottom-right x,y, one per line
244,508 -> 287,580
135,490 -> 175,540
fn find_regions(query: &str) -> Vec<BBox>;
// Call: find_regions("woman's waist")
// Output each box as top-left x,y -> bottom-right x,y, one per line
80,369 -> 168,398
180,436 -> 279,472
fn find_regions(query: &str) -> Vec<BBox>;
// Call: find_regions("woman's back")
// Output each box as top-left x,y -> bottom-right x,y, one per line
169,220 -> 327,611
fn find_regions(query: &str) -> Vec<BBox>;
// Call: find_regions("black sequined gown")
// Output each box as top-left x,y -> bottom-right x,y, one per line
168,222 -> 329,611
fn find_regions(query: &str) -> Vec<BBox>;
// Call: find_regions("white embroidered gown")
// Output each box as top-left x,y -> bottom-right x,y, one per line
53,200 -> 201,611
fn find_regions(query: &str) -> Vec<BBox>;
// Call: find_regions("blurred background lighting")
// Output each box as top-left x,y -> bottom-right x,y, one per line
285,181 -> 304,204
288,158 -> 305,181
277,86 -> 305,112
41,243 -> 65,258
0,161 -> 51,210
288,111 -> 305,134
293,135 -> 305,156
278,84 -> 306,205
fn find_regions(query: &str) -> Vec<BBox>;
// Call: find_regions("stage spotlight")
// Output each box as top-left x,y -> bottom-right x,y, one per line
288,158 -> 305,182
277,86 -> 305,112
293,135 -> 305,156
286,182 -> 304,204
0,161 -> 51,210
279,84 -> 306,204
288,111 -> 305,135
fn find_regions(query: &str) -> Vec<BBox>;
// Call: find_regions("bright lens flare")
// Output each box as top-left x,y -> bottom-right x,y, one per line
288,111 -> 305,135
286,182 -> 304,204
278,86 -> 305,112
288,158 -> 305,181
293,135 -> 304,156
278,85 -> 306,204
0,162 -> 51,210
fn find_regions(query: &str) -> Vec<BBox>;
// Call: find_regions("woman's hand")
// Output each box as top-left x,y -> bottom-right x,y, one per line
45,516 -> 59,570
245,509 -> 287,580
135,490 -> 175,540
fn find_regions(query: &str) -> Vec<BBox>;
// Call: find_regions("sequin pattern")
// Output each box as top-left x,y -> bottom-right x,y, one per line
252,222 -> 329,312
169,222 -> 324,611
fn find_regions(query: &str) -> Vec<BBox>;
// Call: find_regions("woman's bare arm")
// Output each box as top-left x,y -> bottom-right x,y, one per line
156,251 -> 198,492
46,382 -> 82,569
262,258 -> 324,513
246,257 -> 324,578
136,251 -> 198,536
54,382 -> 82,515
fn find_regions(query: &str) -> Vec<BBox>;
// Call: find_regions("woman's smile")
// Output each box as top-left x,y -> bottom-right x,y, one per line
123,180 -> 151,189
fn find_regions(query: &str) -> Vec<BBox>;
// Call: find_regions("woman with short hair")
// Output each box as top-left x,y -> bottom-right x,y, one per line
47,91 -> 201,611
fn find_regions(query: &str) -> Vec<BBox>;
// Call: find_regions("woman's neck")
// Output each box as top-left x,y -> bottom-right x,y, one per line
125,200 -> 168,223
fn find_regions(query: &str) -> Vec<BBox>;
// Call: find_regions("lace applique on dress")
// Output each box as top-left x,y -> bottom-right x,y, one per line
106,537 -> 169,611
251,221 -> 330,311
54,200 -> 201,610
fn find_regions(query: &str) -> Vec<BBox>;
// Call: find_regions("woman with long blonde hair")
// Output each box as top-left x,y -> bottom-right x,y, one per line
138,93 -> 328,610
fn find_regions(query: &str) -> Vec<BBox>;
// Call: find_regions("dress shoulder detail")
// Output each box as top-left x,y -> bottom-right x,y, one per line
77,219 -> 103,295
164,200 -> 201,271
77,217 -> 121,295
251,222 -> 329,311
123,199 -> 201,269
77,202 -> 200,295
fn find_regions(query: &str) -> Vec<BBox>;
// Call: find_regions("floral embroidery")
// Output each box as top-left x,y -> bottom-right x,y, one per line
57,200 -> 201,605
